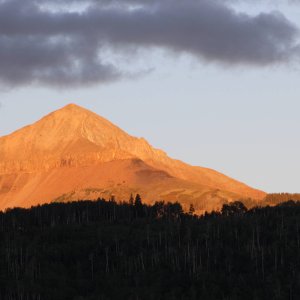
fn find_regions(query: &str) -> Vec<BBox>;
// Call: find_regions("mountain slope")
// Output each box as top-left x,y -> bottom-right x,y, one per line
0,104 -> 265,212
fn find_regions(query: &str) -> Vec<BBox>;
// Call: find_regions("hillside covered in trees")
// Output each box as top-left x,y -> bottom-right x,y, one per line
1,196 -> 300,300
264,193 -> 300,206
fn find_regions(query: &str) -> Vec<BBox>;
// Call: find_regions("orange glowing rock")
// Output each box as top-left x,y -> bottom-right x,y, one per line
0,104 -> 265,212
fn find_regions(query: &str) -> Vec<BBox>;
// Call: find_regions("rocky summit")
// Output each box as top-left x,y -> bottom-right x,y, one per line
0,104 -> 265,213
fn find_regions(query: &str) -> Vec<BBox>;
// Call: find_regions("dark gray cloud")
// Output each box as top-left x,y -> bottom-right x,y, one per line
0,0 -> 299,87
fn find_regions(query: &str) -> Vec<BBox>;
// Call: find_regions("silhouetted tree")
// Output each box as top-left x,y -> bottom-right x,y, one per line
129,193 -> 134,205
189,204 -> 195,215
0,198 -> 299,299
134,194 -> 142,206
221,201 -> 247,216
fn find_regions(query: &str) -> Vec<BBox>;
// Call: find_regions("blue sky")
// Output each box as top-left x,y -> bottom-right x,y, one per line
0,0 -> 300,193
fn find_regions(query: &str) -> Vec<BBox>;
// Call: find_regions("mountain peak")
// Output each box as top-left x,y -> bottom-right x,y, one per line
59,103 -> 89,112
0,103 -> 162,164
64,103 -> 81,109
51,103 -> 97,118
0,104 -> 265,211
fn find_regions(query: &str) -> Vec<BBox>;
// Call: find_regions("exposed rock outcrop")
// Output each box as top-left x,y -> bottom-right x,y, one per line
0,104 -> 265,212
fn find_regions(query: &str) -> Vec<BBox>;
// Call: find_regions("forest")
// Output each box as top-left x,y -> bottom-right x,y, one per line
1,195 -> 300,300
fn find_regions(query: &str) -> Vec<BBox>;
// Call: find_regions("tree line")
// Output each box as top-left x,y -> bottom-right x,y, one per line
1,195 -> 300,299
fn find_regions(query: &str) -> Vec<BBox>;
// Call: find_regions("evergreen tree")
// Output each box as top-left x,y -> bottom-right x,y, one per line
0,198 -> 300,299
129,193 -> 134,205
189,203 -> 195,215
134,193 -> 142,206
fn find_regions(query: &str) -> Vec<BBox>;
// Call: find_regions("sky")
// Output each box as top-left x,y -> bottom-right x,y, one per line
0,0 -> 300,193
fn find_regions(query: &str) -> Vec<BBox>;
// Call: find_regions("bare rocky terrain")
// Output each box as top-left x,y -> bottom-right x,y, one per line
0,104 -> 265,212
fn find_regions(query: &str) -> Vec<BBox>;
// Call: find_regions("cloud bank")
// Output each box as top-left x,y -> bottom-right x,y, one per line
0,0 -> 299,87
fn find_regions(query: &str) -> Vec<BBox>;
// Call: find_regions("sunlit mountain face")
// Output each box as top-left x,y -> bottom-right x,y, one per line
0,104 -> 265,213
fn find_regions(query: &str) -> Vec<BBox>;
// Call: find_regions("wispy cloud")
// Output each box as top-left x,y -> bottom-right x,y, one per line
0,0 -> 299,87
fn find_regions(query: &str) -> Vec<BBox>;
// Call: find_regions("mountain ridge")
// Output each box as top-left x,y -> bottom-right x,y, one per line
0,103 -> 265,212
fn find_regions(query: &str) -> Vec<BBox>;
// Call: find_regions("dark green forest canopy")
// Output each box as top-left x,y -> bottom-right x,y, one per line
1,197 -> 300,300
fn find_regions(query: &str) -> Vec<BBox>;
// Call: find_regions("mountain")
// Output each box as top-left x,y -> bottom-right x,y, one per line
0,104 -> 265,212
